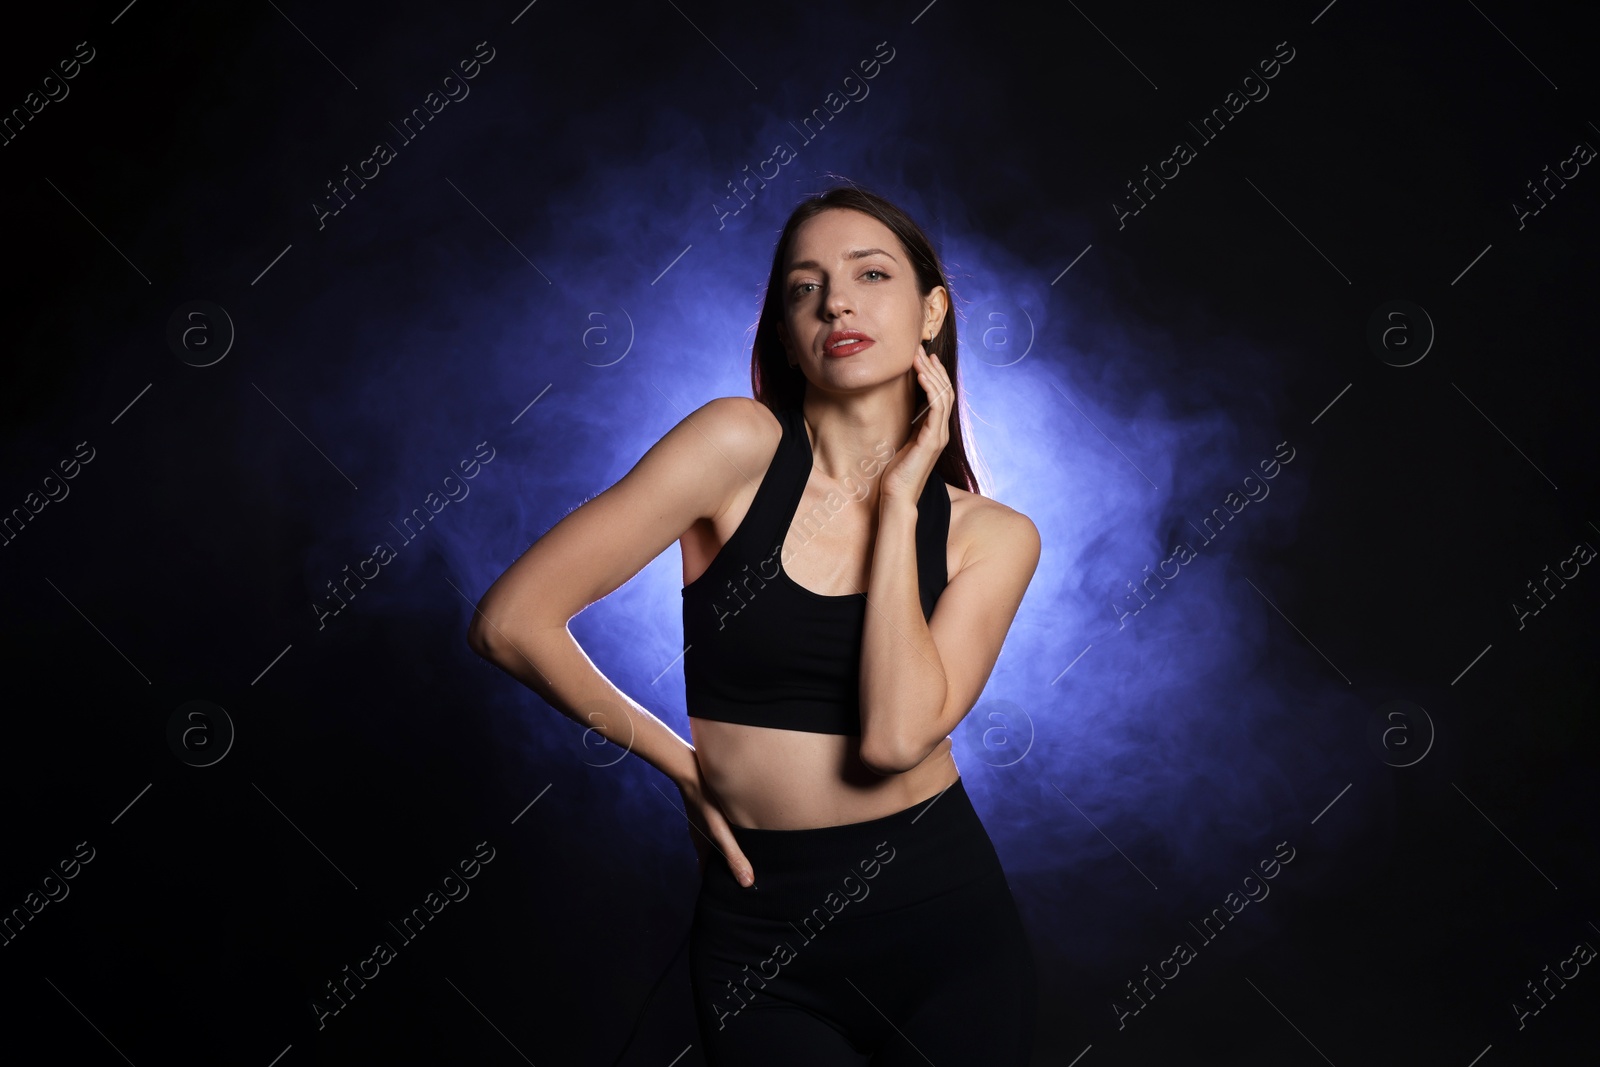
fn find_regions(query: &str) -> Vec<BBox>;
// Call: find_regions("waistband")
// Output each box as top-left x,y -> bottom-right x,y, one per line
701,777 -> 1003,919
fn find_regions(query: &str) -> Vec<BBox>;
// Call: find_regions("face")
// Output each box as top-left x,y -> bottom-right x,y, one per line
779,208 -> 947,391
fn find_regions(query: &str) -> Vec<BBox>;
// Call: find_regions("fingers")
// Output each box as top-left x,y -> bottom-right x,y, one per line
930,353 -> 953,409
681,778 -> 755,887
703,805 -> 755,887
914,349 -> 953,445
724,836 -> 755,888
916,348 -> 952,405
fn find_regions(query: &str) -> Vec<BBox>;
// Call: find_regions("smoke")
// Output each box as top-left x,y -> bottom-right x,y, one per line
263,8 -> 1376,975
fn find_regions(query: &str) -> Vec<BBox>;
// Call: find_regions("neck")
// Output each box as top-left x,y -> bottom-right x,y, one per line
799,378 -> 919,488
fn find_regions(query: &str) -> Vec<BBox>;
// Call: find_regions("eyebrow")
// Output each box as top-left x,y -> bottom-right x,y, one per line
785,248 -> 899,274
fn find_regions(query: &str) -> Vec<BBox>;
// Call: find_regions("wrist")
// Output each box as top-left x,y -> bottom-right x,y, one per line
878,494 -> 919,524
667,750 -> 703,793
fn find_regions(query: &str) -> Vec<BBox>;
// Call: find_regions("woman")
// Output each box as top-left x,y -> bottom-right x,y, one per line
469,186 -> 1041,1063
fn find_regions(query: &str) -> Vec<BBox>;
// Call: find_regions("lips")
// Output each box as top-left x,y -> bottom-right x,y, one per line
823,330 -> 874,357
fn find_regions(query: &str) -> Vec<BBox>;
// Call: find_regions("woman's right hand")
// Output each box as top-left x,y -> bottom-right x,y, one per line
675,772 -> 755,888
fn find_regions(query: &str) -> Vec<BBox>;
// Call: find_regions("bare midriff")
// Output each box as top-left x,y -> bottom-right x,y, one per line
688,717 -> 958,829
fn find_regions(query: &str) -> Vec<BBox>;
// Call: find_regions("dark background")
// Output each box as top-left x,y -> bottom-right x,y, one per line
1,1 -> 1595,1064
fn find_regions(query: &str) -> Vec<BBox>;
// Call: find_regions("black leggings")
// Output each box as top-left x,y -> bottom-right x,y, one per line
689,777 -> 1036,1064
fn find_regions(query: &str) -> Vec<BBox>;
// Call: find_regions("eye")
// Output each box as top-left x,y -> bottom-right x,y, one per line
863,269 -> 888,281
791,281 -> 818,297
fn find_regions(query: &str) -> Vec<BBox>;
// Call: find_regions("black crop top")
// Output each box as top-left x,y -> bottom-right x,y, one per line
681,402 -> 951,735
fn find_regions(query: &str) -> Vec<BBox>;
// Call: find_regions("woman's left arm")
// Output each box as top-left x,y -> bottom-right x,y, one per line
857,346 -> 1041,773
858,495 -> 1040,774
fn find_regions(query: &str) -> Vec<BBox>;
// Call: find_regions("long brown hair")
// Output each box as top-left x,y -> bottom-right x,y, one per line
749,185 -> 982,496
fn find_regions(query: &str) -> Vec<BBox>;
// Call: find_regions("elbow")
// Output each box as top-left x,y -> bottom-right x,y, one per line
466,619 -> 493,661
858,732 -> 924,776
468,606 -> 567,666
466,606 -> 502,661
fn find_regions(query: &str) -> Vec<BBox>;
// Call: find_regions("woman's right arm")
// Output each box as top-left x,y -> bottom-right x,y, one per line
466,397 -> 763,881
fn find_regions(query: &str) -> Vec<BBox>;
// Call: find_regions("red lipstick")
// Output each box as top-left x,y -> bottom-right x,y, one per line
823,329 -> 874,357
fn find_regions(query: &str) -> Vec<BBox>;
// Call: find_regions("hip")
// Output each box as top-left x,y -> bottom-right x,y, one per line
695,775 -> 1006,922
688,776 -> 1036,1047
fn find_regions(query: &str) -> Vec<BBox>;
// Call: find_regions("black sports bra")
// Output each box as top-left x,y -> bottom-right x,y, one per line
681,402 -> 951,735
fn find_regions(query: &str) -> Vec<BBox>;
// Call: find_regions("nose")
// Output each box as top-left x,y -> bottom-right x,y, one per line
822,285 -> 853,319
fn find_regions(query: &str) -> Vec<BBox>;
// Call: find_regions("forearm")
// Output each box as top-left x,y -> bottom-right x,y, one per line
471,622 -> 700,788
858,499 -> 947,772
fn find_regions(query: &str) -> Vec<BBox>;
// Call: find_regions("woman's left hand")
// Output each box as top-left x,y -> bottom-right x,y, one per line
879,341 -> 953,508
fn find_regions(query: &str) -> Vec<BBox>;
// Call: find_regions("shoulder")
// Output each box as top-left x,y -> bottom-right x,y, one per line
677,396 -> 785,508
686,396 -> 783,462
947,487 -> 1040,581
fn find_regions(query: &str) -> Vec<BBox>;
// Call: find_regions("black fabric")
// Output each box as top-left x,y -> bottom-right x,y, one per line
681,402 -> 951,735
689,777 -> 1037,1064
